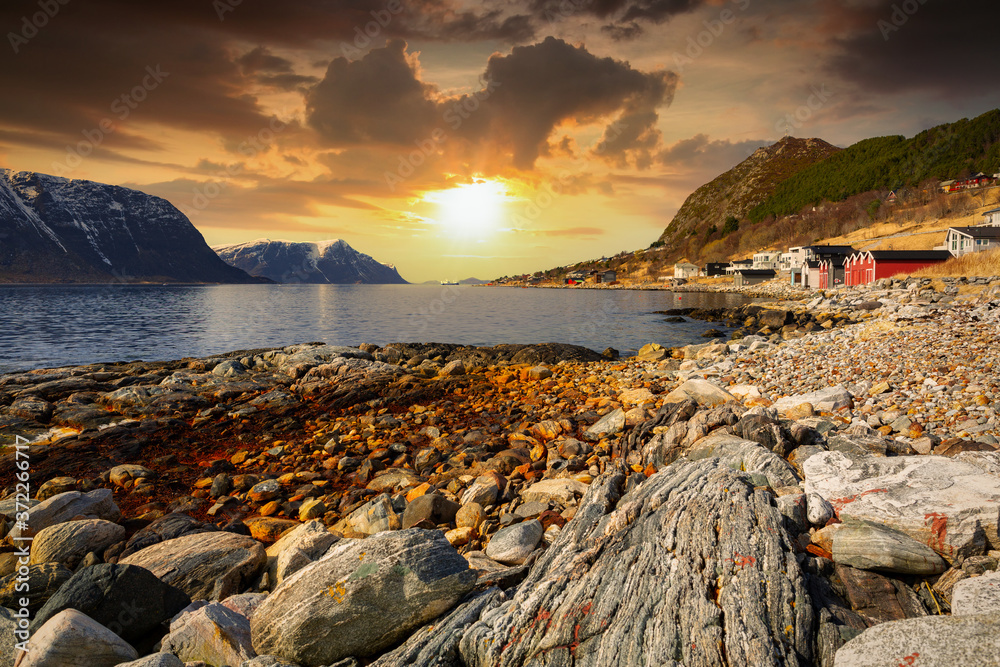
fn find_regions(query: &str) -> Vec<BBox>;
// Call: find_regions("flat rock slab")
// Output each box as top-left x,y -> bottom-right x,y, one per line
459,459 -> 815,667
520,479 -> 589,505
834,613 -> 1000,666
832,521 -> 946,575
662,378 -> 738,407
773,386 -> 853,415
804,451 -> 1000,562
952,570 -> 1000,616
119,531 -> 266,601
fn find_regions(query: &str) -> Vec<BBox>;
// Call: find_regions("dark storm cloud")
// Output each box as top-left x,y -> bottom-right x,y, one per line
530,0 -> 705,38
824,0 -> 1000,97
305,36 -> 677,171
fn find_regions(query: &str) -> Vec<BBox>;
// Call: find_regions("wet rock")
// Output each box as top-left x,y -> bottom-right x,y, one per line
30,519 -> 125,569
251,528 -> 476,666
119,531 -> 266,601
30,564 -> 190,644
484,520 -> 543,565
15,609 -> 137,667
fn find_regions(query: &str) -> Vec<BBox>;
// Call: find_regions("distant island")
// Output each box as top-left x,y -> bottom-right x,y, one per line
213,238 -> 408,284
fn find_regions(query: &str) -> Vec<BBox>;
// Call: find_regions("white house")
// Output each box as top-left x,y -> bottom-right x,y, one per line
946,226 -> 1000,257
752,251 -> 781,270
982,208 -> 1000,227
674,262 -> 700,279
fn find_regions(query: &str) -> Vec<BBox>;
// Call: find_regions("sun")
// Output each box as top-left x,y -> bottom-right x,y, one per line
423,179 -> 511,238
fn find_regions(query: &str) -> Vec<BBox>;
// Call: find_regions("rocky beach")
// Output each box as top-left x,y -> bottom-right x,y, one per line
2,277 -> 1000,667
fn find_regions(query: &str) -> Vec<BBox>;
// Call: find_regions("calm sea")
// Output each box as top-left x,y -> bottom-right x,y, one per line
0,284 -> 754,373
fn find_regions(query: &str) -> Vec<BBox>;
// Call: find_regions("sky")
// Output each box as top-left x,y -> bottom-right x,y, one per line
2,0 -> 999,283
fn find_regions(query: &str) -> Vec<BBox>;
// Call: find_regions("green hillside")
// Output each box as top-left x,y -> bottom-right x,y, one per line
748,109 -> 1000,223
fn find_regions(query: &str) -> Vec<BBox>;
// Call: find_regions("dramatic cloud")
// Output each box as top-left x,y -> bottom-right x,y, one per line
306,37 -> 676,172
530,0 -> 705,38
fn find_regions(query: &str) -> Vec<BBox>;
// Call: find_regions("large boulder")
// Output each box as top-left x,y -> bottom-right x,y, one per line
160,602 -> 255,666
251,529 -> 477,666
119,531 -> 266,600
30,520 -> 125,569
952,570 -> 1000,616
583,408 -> 626,441
6,490 -> 120,542
30,564 -> 190,643
0,563 -> 72,615
520,479 -> 589,505
804,451 -> 1000,562
773,386 -> 852,415
687,432 -> 801,489
459,460 -> 815,666
264,520 -> 338,589
834,614 -> 1000,666
116,513 -> 216,560
13,609 -> 137,667
662,379 -> 738,408
484,520 -> 543,565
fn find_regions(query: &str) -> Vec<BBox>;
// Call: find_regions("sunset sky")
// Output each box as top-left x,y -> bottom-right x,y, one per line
2,0 -> 998,282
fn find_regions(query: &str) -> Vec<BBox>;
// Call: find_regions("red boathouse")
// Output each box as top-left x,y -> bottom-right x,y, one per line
843,250 -> 952,286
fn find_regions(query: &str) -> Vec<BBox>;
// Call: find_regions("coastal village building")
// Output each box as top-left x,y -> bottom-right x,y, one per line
843,250 -> 952,286
752,252 -> 781,270
733,269 -> 776,286
944,173 -> 996,192
674,262 -> 700,279
787,245 -> 854,287
726,259 -> 753,274
981,208 -> 1000,226
705,262 -> 728,277
598,270 -> 618,283
946,226 -> 1000,256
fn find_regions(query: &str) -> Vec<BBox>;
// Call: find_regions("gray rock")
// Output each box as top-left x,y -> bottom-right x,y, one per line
834,614 -> 1000,666
584,408 -> 626,441
686,432 -> 801,489
117,513 -> 216,560
773,385 -> 853,415
832,521 -> 947,575
16,609 -> 137,667
439,360 -> 466,376
161,602 -> 255,666
370,588 -> 507,667
264,521 -> 338,589
952,570 -> 1000,616
338,494 -> 401,536
31,564 -> 190,643
6,490 -> 120,542
0,563 -> 72,615
108,465 -> 154,488
251,528 -> 477,666
238,657 -> 300,667
113,654 -> 184,667
804,451 -> 1000,562
662,378 -> 738,407
484,520 -> 543,565
807,492 -> 834,526
459,459 -> 814,666
30,520 -> 125,568
520,479 -> 589,505
402,494 -> 460,529
460,475 -> 503,507
119,531 -> 266,600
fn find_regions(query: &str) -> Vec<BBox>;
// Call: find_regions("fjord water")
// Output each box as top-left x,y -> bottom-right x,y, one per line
0,284 -> 755,372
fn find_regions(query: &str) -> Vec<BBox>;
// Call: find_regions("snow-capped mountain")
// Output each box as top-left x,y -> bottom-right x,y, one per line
213,238 -> 408,284
0,169 -> 262,283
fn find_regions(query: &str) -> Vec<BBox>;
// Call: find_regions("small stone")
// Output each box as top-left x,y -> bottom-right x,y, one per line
485,519 -> 543,565
455,503 -> 486,530
298,498 -> 326,522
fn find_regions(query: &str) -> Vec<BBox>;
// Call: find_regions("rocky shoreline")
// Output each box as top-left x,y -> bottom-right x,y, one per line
2,279 -> 1000,667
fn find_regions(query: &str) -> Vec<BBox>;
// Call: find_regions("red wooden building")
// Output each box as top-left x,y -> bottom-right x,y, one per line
843,250 -> 952,286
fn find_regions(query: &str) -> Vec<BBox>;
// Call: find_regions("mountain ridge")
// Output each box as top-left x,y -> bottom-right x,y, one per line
213,238 -> 408,284
0,169 -> 263,284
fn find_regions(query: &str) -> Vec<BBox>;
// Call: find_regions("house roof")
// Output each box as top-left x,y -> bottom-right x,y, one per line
950,226 -> 1000,239
731,259 -> 753,265
868,250 -> 953,261
806,245 -> 855,255
983,208 -> 1000,215
806,260 -> 822,268
735,269 -> 776,276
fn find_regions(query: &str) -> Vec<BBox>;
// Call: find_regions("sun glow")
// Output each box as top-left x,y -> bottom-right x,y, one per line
423,179 -> 511,238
